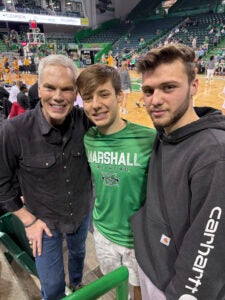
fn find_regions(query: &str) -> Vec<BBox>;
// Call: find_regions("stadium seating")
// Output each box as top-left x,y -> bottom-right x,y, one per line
112,16 -> 183,55
0,212 -> 38,277
170,0 -> 217,13
78,22 -> 131,44
128,0 -> 161,20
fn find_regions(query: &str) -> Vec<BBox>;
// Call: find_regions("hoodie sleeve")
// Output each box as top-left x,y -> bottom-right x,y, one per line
165,159 -> 225,299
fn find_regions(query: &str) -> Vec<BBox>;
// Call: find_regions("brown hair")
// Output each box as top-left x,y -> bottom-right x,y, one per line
137,43 -> 196,83
121,60 -> 128,70
77,64 -> 121,99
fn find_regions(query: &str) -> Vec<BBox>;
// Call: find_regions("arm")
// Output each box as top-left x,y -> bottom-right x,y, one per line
0,123 -> 52,256
165,161 -> 225,299
13,206 -> 52,256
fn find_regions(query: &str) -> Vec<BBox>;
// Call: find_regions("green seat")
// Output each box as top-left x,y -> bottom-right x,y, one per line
0,212 -> 38,277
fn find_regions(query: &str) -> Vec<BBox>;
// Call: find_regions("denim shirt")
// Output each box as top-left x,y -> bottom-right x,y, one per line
0,103 -> 93,233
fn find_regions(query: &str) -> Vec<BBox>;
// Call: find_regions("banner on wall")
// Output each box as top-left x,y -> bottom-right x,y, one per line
0,11 -> 88,26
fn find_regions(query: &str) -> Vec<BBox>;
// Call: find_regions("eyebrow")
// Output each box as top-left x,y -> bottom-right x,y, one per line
42,83 -> 75,90
98,89 -> 110,93
142,81 -> 179,89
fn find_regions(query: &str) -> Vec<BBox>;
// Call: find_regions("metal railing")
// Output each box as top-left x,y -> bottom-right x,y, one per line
62,266 -> 129,300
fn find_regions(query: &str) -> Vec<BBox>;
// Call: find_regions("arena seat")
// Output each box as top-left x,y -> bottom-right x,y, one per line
169,0 -> 217,13
112,16 -> 183,56
0,212 -> 38,277
128,0 -> 160,20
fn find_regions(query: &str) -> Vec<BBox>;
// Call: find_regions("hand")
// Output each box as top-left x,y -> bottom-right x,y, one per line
25,219 -> 52,257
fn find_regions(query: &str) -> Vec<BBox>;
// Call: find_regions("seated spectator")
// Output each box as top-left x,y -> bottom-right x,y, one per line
8,101 -> 26,118
9,83 -> 28,118
28,81 -> 39,109
17,84 -> 29,110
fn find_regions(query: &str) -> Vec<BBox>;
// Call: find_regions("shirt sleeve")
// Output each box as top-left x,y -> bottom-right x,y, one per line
165,160 -> 225,299
0,122 -> 23,212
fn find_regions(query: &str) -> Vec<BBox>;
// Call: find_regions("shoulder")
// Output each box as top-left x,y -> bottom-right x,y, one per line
127,122 -> 156,135
1,110 -> 33,133
72,106 -> 93,129
85,126 -> 98,137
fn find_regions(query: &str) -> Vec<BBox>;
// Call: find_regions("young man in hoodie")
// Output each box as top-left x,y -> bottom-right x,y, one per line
131,43 -> 225,299
76,64 -> 156,299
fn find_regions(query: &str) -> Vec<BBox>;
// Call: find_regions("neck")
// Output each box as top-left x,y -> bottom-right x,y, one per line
98,119 -> 127,135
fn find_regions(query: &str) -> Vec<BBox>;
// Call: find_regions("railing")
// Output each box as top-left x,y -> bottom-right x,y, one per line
62,266 -> 129,300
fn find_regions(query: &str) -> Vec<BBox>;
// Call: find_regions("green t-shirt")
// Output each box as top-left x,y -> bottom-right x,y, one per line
84,121 -> 156,248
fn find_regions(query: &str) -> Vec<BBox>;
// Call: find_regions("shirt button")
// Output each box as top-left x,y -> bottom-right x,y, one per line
68,191 -> 71,195
70,213 -> 73,216
64,165 -> 67,169
62,153 -> 65,156
66,179 -> 70,183
69,202 -> 72,205
46,162 -> 49,166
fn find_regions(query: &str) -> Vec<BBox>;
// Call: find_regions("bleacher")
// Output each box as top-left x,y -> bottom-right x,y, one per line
112,16 -> 183,56
169,0 -> 217,13
78,22 -> 132,44
157,13 -> 225,51
128,0 -> 162,20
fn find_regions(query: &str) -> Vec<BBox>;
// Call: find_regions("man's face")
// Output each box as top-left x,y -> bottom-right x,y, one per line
142,59 -> 198,134
82,80 -> 123,135
38,65 -> 77,126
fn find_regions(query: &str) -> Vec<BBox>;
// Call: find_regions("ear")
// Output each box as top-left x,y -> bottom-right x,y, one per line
38,85 -> 41,98
117,91 -> 124,104
190,78 -> 199,97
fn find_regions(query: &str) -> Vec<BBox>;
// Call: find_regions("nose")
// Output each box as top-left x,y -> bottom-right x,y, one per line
52,89 -> 63,100
149,89 -> 163,106
92,95 -> 101,108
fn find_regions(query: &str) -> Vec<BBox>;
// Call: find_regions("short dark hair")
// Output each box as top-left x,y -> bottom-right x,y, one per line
77,64 -> 121,100
20,83 -> 27,91
137,43 -> 196,83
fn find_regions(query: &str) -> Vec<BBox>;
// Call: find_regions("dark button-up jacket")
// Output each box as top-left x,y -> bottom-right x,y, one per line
0,103 -> 93,233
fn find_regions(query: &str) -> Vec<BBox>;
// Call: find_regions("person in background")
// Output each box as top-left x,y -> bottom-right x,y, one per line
8,83 -> 29,118
77,64 -> 156,300
0,59 -> 4,80
17,83 -> 29,110
8,80 -> 22,103
28,80 -> 40,109
4,57 -> 11,83
119,60 -> 132,114
107,52 -> 114,67
13,57 -> 19,78
0,79 -> 9,100
206,55 -> 216,83
131,43 -> 225,299
24,56 -> 30,74
0,54 -> 93,300
0,79 -> 11,118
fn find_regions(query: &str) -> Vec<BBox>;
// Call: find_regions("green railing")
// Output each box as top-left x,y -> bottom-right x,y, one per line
62,266 -> 129,300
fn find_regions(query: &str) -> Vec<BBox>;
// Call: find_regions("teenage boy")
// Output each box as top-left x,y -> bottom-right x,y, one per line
77,64 -> 156,299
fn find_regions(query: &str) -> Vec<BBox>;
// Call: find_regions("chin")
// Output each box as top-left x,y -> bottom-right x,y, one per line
50,116 -> 66,125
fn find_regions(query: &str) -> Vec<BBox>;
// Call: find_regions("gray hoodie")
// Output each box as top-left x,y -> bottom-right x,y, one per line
132,107 -> 225,300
